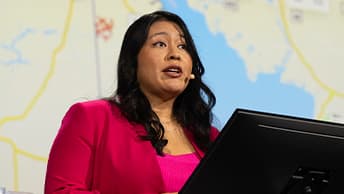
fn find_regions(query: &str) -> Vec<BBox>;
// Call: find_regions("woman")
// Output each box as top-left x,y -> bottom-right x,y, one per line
45,10 -> 218,194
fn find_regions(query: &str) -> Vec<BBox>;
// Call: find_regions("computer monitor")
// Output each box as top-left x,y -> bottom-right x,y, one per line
180,108 -> 344,194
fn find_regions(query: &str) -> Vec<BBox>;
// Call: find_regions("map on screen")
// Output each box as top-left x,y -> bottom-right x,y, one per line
1,0 -> 343,193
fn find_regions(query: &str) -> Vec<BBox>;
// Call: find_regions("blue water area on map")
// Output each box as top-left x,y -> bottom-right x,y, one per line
0,28 -> 34,65
161,0 -> 314,128
1,28 -> 57,66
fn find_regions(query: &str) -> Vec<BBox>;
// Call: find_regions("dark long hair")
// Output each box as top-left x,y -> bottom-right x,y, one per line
107,10 -> 216,155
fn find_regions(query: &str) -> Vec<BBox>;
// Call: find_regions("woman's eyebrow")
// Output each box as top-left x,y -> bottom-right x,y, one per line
148,31 -> 185,40
148,31 -> 168,39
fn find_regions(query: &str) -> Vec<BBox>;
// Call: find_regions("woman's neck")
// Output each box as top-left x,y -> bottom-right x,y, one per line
150,97 -> 175,121
152,105 -> 174,123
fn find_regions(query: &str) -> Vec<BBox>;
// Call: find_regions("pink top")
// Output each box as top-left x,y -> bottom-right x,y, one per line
156,152 -> 200,192
45,100 -> 219,193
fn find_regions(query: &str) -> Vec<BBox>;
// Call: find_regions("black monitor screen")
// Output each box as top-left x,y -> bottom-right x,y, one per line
180,109 -> 344,194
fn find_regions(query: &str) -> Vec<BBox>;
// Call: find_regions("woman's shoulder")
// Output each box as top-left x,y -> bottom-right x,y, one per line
210,126 -> 220,141
66,99 -> 121,118
70,99 -> 118,111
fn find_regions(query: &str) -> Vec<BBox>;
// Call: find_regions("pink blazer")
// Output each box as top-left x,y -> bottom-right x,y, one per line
45,100 -> 219,194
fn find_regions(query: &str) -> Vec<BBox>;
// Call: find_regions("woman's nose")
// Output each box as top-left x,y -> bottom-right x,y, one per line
168,54 -> 181,60
167,47 -> 181,60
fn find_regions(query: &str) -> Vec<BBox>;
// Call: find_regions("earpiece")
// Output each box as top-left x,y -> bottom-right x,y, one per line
184,73 -> 196,83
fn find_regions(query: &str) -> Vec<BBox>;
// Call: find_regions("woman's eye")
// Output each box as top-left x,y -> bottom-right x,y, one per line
178,44 -> 186,50
153,41 -> 166,47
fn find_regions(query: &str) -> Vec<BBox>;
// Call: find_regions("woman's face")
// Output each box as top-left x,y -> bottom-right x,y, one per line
137,20 -> 193,102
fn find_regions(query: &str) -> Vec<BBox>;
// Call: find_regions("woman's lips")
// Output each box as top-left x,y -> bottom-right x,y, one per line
162,65 -> 182,78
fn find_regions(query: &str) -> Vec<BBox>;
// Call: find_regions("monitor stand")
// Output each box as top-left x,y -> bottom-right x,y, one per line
281,167 -> 330,194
